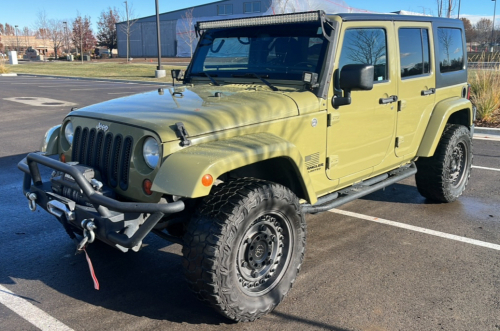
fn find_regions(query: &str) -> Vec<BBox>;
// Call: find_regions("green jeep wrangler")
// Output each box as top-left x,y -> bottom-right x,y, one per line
19,11 -> 474,322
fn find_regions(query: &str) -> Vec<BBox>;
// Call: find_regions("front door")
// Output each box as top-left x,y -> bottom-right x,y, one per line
394,22 -> 436,157
326,22 -> 397,182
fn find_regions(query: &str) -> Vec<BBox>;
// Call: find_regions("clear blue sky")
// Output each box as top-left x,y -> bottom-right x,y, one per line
1,0 -> 498,33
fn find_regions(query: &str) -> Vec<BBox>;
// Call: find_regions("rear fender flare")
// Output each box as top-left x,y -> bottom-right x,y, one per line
417,97 -> 473,157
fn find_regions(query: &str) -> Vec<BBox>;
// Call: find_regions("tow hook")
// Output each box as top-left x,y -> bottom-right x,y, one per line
27,193 -> 37,212
76,219 -> 97,251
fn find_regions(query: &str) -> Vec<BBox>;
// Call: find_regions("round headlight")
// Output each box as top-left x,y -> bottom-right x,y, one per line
64,121 -> 74,144
143,137 -> 160,169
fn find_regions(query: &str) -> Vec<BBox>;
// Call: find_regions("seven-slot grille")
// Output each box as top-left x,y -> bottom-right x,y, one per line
71,126 -> 133,191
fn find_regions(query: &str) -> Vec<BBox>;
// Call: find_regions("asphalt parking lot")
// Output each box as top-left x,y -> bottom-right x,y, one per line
0,76 -> 499,331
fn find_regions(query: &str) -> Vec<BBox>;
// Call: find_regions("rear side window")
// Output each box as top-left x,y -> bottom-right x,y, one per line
437,28 -> 464,73
398,28 -> 430,78
339,28 -> 388,82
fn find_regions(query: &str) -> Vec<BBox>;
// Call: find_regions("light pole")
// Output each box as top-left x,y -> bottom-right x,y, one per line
155,0 -> 166,78
124,1 -> 130,62
15,25 -> 19,54
457,0 -> 461,18
63,21 -> 68,55
493,0 -> 498,52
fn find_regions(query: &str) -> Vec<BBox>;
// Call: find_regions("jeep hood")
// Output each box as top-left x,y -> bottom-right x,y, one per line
69,85 -> 314,143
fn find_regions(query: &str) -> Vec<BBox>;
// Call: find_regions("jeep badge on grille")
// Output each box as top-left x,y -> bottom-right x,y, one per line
96,122 -> 109,132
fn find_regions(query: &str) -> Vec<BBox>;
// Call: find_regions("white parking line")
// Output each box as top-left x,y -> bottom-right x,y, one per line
472,165 -> 500,172
329,209 -> 500,251
0,284 -> 74,331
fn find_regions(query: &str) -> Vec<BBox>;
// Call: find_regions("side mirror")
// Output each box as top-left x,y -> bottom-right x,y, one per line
333,64 -> 374,108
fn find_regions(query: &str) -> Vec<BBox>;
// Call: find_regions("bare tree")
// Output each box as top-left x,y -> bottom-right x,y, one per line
475,18 -> 493,46
34,10 -> 49,57
436,0 -> 456,18
120,1 -> 138,62
0,24 -> 4,35
47,19 -> 64,58
346,29 -> 386,66
438,28 -> 453,65
179,8 -> 198,58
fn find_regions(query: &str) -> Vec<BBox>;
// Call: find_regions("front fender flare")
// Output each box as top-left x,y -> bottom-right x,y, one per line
417,97 -> 473,157
40,125 -> 61,155
151,132 -> 317,204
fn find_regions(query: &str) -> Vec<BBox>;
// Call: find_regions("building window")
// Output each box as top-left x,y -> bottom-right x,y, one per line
218,4 -> 233,15
244,2 -> 261,13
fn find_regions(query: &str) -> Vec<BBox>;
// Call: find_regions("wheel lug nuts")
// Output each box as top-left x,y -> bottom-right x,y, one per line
270,269 -> 275,272
239,278 -> 242,282
260,279 -> 265,284
274,221 -> 279,226
279,243 -> 283,248
280,235 -> 284,240
243,281 -> 248,287
245,238 -> 251,244
278,227 -> 282,232
254,282 -> 260,287
242,261 -> 248,267
268,259 -> 273,265
251,271 -> 258,277
271,235 -> 276,242
265,274 -> 271,279
260,225 -> 266,231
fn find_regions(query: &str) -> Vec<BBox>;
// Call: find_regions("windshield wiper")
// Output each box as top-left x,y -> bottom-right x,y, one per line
231,73 -> 279,91
191,71 -> 220,86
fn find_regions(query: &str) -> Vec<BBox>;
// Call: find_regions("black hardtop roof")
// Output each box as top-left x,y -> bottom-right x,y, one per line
332,13 -> 461,24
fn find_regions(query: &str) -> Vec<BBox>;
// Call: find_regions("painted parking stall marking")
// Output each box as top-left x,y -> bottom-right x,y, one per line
0,284 -> 74,331
329,209 -> 500,251
472,165 -> 500,172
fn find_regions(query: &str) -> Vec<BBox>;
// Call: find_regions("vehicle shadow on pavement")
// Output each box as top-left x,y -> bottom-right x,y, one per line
359,183 -> 437,205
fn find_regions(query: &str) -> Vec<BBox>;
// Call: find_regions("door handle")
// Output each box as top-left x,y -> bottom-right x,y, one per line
379,95 -> 398,104
421,88 -> 436,96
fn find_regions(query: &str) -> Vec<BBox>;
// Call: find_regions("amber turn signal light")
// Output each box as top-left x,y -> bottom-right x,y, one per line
60,153 -> 66,163
143,179 -> 153,195
201,174 -> 213,187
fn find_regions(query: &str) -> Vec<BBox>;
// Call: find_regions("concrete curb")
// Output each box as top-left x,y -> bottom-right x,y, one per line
0,73 -> 17,77
475,127 -> 500,137
15,73 -> 172,86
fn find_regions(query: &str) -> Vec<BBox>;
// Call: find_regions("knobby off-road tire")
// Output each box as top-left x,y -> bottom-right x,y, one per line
415,124 -> 472,202
182,178 -> 306,322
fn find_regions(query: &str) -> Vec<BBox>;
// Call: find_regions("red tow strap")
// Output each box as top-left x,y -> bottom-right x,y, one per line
82,248 -> 100,290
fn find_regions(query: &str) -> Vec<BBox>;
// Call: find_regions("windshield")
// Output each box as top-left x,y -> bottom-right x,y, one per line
190,23 -> 328,81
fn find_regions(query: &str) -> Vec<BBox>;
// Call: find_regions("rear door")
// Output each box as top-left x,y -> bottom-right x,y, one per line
394,22 -> 436,157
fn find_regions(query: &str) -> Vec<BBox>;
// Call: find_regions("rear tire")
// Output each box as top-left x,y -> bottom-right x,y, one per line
182,178 -> 306,322
415,124 -> 472,202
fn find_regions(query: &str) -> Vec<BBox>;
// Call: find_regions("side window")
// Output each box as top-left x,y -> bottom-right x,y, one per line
437,28 -> 464,73
339,28 -> 387,82
398,28 -> 431,78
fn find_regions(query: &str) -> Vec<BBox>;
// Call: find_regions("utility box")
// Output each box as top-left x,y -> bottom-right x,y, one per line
83,55 -> 91,61
67,55 -> 74,61
8,51 -> 18,65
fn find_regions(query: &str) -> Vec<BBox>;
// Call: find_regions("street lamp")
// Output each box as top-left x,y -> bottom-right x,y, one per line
124,1 -> 130,62
457,0 -> 461,18
155,0 -> 166,78
63,21 -> 68,54
493,0 -> 498,52
15,25 -> 19,54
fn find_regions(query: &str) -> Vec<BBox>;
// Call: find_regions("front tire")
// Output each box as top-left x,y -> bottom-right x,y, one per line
182,178 -> 306,322
415,124 -> 472,202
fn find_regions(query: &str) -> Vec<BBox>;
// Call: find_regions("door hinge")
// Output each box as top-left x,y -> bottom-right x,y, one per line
327,112 -> 340,127
326,155 -> 339,169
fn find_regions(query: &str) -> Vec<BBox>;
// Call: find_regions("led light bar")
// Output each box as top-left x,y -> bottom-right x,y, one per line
197,11 -> 323,31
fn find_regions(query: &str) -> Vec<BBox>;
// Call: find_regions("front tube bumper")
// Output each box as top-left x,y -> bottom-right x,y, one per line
18,152 -> 185,249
